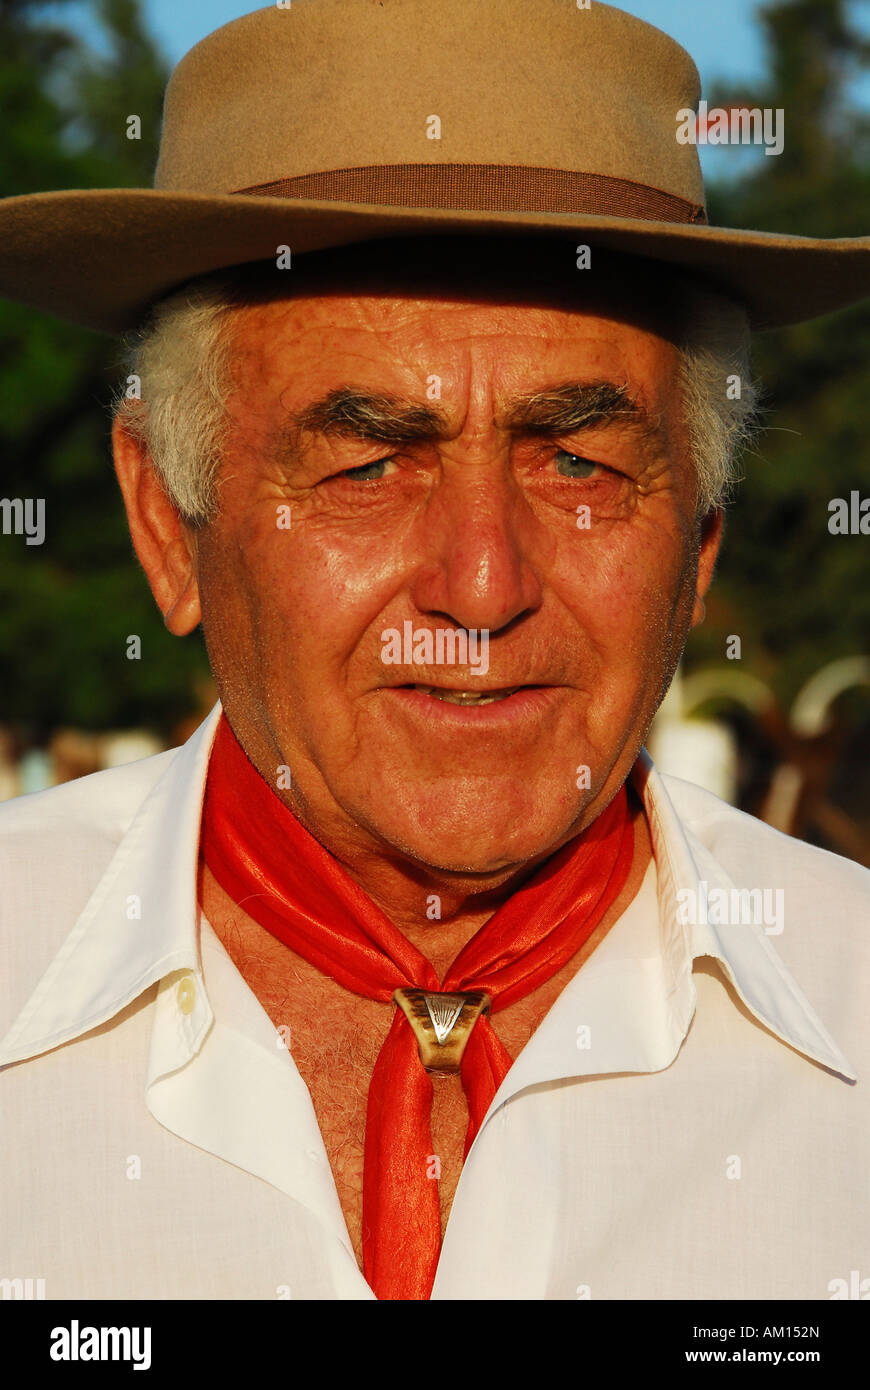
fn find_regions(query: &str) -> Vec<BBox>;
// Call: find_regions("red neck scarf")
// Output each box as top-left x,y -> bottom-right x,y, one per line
200,713 -> 634,1299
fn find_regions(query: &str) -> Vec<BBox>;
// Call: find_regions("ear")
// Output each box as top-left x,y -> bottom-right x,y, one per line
690,506 -> 724,628
112,411 -> 202,635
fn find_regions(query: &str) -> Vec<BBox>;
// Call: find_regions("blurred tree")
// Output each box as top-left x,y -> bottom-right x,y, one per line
0,0 -> 210,739
687,0 -> 870,707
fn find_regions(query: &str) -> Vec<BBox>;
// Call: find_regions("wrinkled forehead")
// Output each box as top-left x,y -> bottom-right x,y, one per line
206,235 -> 702,346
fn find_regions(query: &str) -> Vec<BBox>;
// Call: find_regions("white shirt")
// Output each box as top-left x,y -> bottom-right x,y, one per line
1,703 -> 867,1301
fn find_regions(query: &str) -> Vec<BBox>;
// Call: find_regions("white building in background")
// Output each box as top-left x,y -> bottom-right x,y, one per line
646,666 -> 775,805
648,656 -> 870,827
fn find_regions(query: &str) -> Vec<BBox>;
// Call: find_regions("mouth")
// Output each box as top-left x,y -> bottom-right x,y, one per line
404,683 -> 533,705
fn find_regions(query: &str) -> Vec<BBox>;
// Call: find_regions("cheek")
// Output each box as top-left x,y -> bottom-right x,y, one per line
610,541 -> 698,712
205,512 -> 414,693
552,519 -> 695,680
285,529 -> 406,646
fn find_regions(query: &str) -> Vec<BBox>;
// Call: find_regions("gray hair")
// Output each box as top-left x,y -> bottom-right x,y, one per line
115,276 -> 239,524
114,262 -> 761,526
676,280 -> 762,513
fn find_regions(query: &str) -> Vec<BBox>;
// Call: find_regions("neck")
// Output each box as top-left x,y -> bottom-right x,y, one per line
201,713 -> 653,974
285,785 -> 653,969
199,793 -> 652,985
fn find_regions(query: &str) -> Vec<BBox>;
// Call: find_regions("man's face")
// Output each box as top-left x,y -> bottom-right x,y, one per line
167,253 -> 720,875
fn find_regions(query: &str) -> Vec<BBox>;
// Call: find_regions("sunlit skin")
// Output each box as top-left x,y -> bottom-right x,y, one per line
113,248 -> 723,951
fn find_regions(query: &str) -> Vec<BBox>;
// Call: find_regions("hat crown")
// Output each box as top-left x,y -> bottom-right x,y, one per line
155,0 -> 705,208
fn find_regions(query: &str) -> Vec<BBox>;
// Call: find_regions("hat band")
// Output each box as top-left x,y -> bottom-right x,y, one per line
233,163 -> 707,225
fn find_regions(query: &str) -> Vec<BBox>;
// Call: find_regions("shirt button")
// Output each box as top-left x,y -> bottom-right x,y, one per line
305,1148 -> 322,1165
177,976 -> 196,1015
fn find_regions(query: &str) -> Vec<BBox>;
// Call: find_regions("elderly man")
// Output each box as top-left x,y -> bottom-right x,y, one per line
1,0 -> 869,1303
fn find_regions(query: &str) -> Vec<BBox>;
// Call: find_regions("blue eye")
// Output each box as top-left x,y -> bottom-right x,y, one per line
341,458 -> 391,480
555,451 -> 597,478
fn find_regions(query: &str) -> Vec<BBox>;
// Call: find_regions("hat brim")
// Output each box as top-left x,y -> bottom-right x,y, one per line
1,186 -> 868,333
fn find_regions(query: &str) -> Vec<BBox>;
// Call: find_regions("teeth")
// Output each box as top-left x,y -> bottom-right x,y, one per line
413,685 -> 519,705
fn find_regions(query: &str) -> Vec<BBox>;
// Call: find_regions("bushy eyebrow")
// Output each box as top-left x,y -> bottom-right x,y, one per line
289,387 -> 450,444
502,381 -> 650,438
282,380 -> 658,449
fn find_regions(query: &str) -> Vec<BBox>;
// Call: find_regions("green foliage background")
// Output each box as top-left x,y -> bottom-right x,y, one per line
691,0 -> 870,705
0,0 -> 207,738
0,0 -> 868,741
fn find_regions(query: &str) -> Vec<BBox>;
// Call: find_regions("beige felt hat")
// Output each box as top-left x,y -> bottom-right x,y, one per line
1,0 -> 868,333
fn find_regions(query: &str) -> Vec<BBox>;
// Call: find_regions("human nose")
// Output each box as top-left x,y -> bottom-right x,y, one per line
408,461 -> 544,633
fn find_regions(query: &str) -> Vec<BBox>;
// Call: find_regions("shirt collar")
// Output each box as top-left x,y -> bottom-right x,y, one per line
0,703 -> 221,1066
0,708 -> 855,1084
633,750 -> 855,1080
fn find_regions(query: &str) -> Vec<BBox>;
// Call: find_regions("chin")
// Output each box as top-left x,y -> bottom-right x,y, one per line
363,788 -> 588,877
